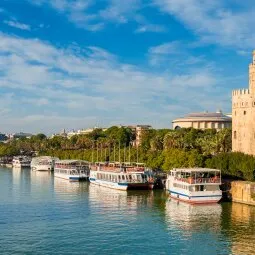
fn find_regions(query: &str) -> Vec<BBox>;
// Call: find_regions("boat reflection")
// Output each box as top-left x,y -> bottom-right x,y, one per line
165,198 -> 222,232
88,184 -> 155,215
54,177 -> 89,195
30,170 -> 53,185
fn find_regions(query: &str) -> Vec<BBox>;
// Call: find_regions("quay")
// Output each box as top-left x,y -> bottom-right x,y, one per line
230,181 -> 255,206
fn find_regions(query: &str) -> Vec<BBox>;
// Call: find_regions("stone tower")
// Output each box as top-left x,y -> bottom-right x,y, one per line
232,51 -> 255,155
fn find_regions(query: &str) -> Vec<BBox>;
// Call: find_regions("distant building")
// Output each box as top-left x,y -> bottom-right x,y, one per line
10,132 -> 33,139
125,125 -> 152,147
0,133 -> 8,141
172,111 -> 232,131
51,129 -> 67,139
50,127 -> 108,139
232,51 -> 255,155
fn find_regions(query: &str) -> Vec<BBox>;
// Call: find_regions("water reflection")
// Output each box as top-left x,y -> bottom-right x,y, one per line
1,166 -> 255,255
88,184 -> 155,214
54,177 -> 89,196
229,202 -> 255,255
165,198 -> 222,231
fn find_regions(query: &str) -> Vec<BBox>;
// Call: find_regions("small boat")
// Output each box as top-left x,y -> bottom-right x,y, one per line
12,156 -> 31,168
166,168 -> 222,204
54,160 -> 90,181
89,162 -> 154,191
31,156 -> 59,171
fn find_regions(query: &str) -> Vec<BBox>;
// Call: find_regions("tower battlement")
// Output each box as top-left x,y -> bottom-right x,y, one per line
232,89 -> 250,97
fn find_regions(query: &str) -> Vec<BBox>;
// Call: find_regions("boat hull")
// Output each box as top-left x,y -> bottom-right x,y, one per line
89,178 -> 153,191
54,172 -> 89,182
169,190 -> 222,204
31,165 -> 53,171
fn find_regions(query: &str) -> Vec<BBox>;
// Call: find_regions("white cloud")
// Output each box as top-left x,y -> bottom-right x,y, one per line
28,0 -> 147,31
4,20 -> 31,31
135,24 -> 167,33
149,41 -> 181,55
99,0 -> 142,23
0,33 -> 230,133
148,41 -> 207,68
153,0 -> 255,49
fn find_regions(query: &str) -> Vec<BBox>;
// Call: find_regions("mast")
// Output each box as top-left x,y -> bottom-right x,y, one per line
92,141 -> 94,163
100,143 -> 103,162
118,140 -> 121,163
124,144 -> 126,163
136,145 -> 139,164
97,142 -> 99,162
129,142 -> 131,163
114,142 -> 116,162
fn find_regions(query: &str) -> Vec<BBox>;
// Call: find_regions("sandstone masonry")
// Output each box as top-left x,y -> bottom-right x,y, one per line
232,51 -> 255,154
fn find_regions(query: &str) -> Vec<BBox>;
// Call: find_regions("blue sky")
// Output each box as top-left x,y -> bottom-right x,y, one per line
0,0 -> 254,134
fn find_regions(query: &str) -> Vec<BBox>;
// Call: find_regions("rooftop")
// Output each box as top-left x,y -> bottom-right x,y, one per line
173,110 -> 232,122
171,168 -> 221,173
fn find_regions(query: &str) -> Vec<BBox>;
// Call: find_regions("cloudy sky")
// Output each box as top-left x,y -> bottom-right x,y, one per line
0,0 -> 254,134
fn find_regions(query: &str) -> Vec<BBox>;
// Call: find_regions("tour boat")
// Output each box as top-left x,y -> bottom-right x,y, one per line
31,156 -> 59,171
166,168 -> 222,204
12,156 -> 31,168
89,162 -> 154,191
54,160 -> 90,181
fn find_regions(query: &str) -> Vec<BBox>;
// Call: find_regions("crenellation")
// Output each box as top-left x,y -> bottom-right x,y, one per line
232,89 -> 250,97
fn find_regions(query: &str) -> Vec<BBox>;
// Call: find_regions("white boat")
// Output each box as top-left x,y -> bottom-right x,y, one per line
12,156 -> 31,168
166,168 -> 222,204
54,160 -> 90,181
31,156 -> 59,171
89,162 -> 154,191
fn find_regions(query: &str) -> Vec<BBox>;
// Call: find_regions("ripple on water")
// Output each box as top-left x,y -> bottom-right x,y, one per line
1,167 -> 255,255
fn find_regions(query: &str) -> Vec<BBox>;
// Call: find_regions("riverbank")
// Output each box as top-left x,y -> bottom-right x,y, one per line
230,181 -> 255,206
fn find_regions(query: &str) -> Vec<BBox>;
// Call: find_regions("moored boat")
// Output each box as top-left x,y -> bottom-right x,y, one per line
54,160 -> 90,181
89,162 -> 154,191
166,168 -> 222,204
31,156 -> 59,171
12,156 -> 31,168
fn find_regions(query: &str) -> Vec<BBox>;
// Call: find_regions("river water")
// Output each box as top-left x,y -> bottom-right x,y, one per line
0,167 -> 255,255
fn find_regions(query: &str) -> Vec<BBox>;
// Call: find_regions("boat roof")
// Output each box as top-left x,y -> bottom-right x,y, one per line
171,168 -> 221,173
55,160 -> 89,164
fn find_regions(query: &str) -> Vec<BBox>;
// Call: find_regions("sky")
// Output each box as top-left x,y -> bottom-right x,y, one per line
0,0 -> 254,134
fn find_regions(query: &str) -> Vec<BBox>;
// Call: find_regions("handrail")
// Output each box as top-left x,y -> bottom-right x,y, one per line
174,177 -> 220,184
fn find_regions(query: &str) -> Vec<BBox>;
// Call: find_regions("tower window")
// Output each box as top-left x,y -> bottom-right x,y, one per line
234,131 -> 237,139
244,111 -> 247,115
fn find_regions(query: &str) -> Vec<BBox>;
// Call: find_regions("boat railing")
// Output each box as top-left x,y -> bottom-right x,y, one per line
175,177 -> 221,184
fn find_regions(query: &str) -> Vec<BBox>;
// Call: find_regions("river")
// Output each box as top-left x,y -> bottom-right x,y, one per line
0,167 -> 255,255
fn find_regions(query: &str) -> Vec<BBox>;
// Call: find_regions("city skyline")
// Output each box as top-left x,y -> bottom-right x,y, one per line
0,0 -> 254,133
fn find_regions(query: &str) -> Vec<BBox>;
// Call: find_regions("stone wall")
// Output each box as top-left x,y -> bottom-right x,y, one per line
232,51 -> 255,155
231,181 -> 255,206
